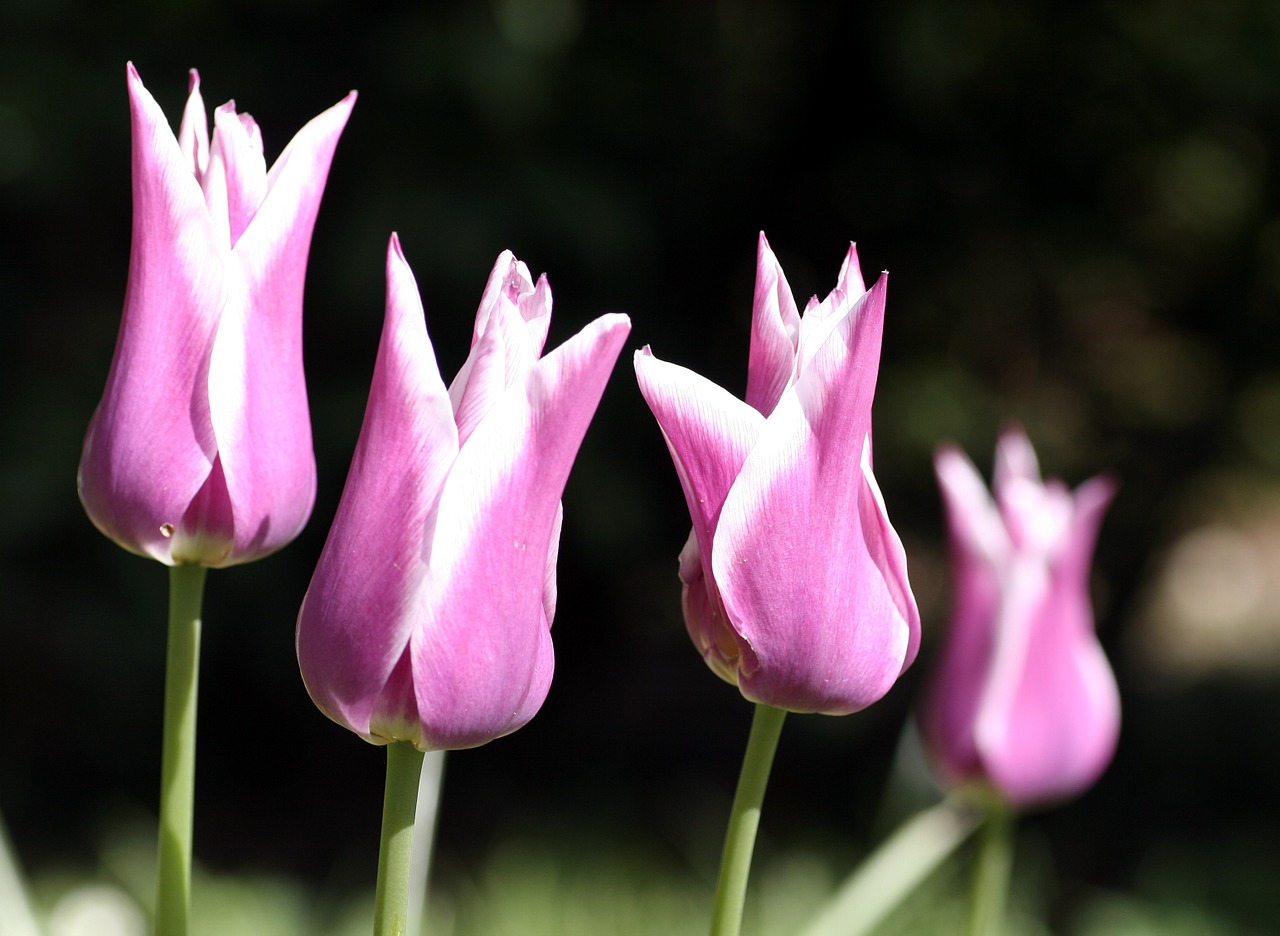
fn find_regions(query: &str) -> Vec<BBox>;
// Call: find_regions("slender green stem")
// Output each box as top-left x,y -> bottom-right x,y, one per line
795,795 -> 982,936
965,799 -> 1014,936
155,563 -> 208,936
373,742 -> 426,936
709,703 -> 788,936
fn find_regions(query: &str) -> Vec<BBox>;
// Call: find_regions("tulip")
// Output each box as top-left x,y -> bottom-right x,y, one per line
78,63 -> 356,567
297,235 -> 630,752
634,233 -> 920,714
923,428 -> 1120,807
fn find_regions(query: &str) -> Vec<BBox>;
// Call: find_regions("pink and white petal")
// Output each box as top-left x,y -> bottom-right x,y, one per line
209,90 -> 355,564
518,272 -> 553,357
466,250 -> 519,347
835,241 -> 867,298
410,314 -> 630,750
77,63 -> 227,564
297,235 -> 459,741
713,274 -> 914,713
1060,474 -> 1118,602
976,556 -> 1120,805
859,437 -> 921,670
796,243 -> 866,377
466,251 -> 547,359
935,445 -> 1010,566
634,347 -> 765,577
543,502 -> 563,626
177,69 -> 208,181
678,528 -> 742,684
994,425 -> 1042,491
211,102 -> 267,246
745,232 -> 800,416
449,257 -> 549,443
922,446 -> 1007,781
716,400 -> 911,712
971,551 -> 1045,786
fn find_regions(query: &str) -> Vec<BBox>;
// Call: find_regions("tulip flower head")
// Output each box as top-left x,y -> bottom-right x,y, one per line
297,236 -> 630,752
78,64 -> 355,567
923,428 -> 1120,808
635,233 -> 920,715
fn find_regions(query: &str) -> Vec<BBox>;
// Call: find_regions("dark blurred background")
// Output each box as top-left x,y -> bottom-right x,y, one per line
3,0 -> 1280,932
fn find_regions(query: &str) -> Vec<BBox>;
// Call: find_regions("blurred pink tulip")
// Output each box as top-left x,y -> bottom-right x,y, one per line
635,233 -> 919,714
923,428 -> 1120,807
78,64 -> 355,566
297,236 -> 630,751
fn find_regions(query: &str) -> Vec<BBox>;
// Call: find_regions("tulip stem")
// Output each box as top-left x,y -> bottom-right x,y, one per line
154,563 -> 208,936
709,702 -> 788,936
373,741 -> 426,936
965,798 -> 1014,936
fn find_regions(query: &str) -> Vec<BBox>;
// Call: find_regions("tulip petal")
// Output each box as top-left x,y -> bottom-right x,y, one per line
927,430 -> 1120,807
922,446 -> 1008,782
449,254 -> 552,444
209,102 -> 267,246
77,63 -> 228,565
634,347 -> 765,570
713,274 -> 918,713
207,88 -> 355,566
297,235 -> 459,742
975,495 -> 1121,806
409,313 -> 631,750
177,70 -> 208,181
980,472 -> 1122,803
795,242 -> 866,379
745,233 -> 800,416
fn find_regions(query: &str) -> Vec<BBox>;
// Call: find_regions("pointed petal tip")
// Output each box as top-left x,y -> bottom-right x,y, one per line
600,310 -> 631,331
934,444 -> 989,509
331,88 -> 358,116
933,441 -> 967,472
1075,470 -> 1119,517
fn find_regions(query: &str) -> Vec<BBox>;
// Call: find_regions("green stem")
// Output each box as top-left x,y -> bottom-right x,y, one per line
965,799 -> 1014,936
373,742 -> 426,936
155,563 -> 208,936
794,795 -> 982,936
709,703 -> 788,936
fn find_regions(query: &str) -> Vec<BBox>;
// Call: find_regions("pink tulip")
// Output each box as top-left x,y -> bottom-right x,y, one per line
297,236 -> 630,751
78,64 -> 355,567
923,428 -> 1120,807
634,233 -> 920,714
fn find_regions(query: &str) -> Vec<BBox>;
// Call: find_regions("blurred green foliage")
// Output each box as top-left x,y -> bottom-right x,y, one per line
3,0 -> 1280,933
